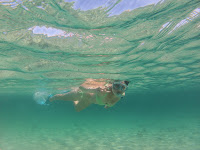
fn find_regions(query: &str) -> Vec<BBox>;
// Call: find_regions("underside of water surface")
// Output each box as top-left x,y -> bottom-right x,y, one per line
0,0 -> 199,94
0,0 -> 200,150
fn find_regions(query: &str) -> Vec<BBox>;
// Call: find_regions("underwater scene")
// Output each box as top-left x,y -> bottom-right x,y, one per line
0,0 -> 200,149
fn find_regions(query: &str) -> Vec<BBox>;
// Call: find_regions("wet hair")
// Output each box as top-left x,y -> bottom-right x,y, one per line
124,81 -> 129,86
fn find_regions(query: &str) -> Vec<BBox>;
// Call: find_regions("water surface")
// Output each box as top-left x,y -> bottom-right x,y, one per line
0,0 -> 200,149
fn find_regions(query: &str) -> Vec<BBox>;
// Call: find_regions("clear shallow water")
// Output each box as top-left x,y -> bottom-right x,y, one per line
0,91 -> 200,150
0,0 -> 200,149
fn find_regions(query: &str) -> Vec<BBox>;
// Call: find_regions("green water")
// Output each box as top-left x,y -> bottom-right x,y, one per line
1,91 -> 200,149
0,0 -> 200,149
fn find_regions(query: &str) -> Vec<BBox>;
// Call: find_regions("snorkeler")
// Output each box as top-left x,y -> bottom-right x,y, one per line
34,79 -> 129,112
33,79 -> 129,112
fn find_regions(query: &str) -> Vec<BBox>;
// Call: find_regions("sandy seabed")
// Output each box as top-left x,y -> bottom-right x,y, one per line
0,115 -> 199,150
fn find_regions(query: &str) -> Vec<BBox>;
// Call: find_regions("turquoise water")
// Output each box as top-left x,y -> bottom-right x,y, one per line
0,0 -> 200,149
0,91 -> 200,149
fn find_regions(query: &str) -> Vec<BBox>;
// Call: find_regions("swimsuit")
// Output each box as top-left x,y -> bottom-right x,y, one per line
96,92 -> 114,107
96,93 -> 107,105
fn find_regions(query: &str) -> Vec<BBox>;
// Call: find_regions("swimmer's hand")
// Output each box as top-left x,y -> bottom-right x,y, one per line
104,105 -> 110,109
74,101 -> 79,105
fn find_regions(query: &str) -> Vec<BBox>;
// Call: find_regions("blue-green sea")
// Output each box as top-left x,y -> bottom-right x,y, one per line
0,0 -> 200,149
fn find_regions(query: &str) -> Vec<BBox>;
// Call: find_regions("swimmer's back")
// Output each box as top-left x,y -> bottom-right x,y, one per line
80,78 -> 111,90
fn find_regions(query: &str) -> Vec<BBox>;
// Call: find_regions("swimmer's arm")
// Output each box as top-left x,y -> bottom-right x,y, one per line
49,91 -> 81,102
74,99 -> 91,112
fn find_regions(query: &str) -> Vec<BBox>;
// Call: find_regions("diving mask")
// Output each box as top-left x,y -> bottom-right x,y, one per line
112,81 -> 128,98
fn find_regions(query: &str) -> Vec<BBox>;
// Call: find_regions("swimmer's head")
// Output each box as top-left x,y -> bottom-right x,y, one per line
124,81 -> 129,86
112,80 -> 129,98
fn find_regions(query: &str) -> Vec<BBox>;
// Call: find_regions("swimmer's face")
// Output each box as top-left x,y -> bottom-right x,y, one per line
112,81 -> 128,97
